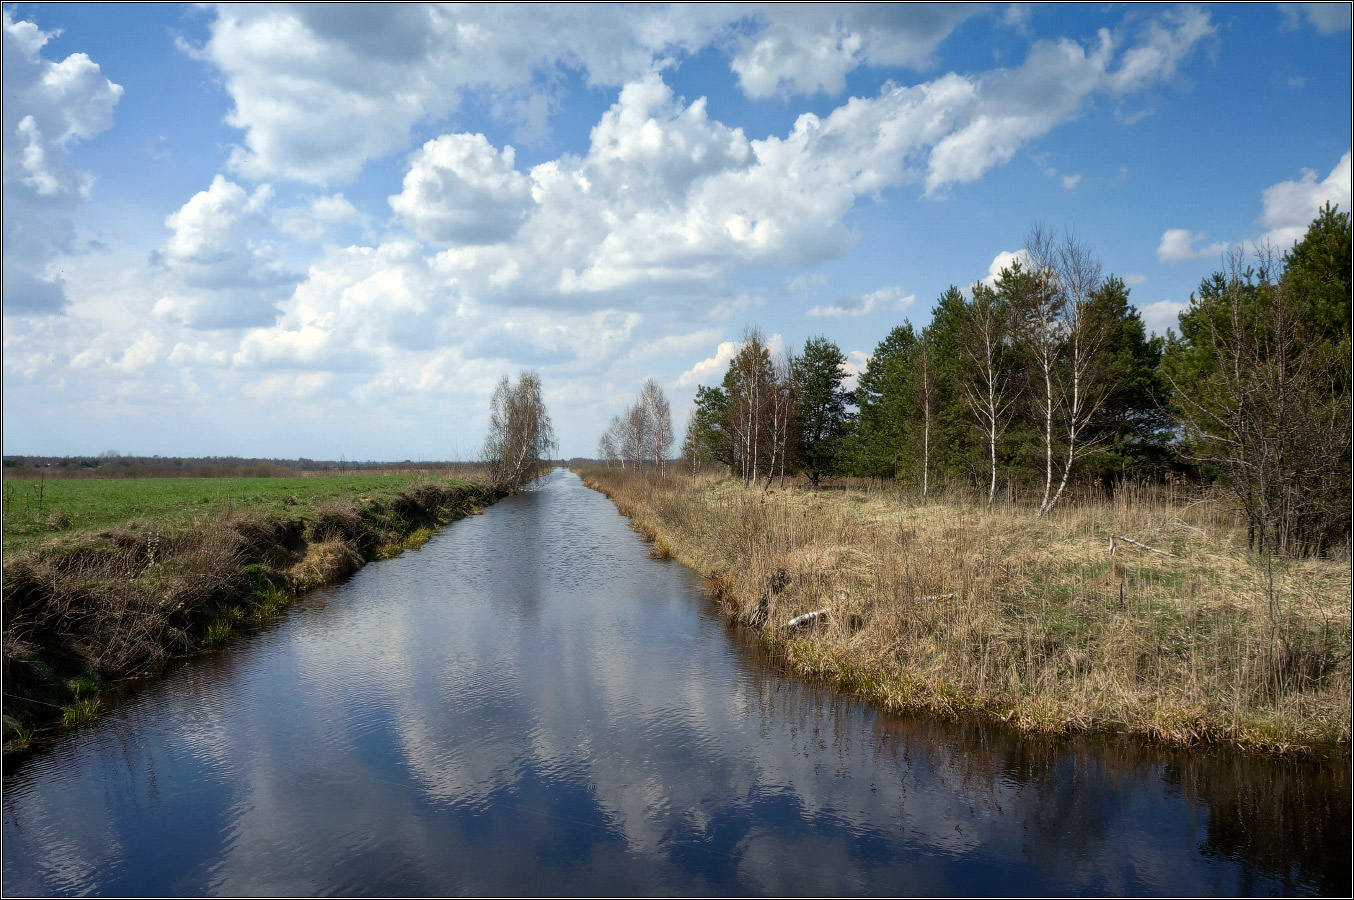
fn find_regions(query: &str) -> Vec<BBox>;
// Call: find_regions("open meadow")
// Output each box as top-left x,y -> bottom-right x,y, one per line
577,465 -> 1352,756
2,471 -> 487,555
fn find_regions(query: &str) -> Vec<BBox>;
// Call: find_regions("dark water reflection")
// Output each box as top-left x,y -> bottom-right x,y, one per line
3,470 -> 1348,896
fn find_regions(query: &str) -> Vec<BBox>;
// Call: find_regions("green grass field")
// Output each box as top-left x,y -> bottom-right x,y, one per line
2,474 -> 472,555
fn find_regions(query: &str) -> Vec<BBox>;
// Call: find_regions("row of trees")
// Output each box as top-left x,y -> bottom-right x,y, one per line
598,378 -> 675,473
672,206 -> 1349,553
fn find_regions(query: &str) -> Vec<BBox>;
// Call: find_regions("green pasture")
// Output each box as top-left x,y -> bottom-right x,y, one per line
1,474 -> 469,555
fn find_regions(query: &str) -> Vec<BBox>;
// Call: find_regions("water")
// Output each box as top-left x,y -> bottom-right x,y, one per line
3,469 -> 1348,895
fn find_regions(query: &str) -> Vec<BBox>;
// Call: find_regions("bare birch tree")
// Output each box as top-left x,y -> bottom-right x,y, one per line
764,349 -> 798,491
963,283 -> 1018,504
726,327 -> 773,485
1043,230 -> 1109,516
603,414 -> 628,467
483,370 -> 557,487
1019,224 -> 1066,517
638,377 -> 674,475
598,423 -> 620,466
1018,225 -> 1110,517
623,402 -> 647,468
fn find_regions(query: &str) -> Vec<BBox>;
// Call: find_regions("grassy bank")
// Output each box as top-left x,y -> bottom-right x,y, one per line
2,472 -> 504,755
575,465 -> 1350,756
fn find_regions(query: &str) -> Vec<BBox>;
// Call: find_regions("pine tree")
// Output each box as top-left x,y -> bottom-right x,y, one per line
794,336 -> 853,486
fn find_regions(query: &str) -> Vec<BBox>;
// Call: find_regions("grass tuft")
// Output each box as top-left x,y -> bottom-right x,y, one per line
61,697 -> 100,728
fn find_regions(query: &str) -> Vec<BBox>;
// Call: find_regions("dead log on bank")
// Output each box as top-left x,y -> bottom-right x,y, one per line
1108,535 -> 1174,558
785,609 -> 830,630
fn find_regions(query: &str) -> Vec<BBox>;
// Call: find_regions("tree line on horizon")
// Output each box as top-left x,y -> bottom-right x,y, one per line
604,205 -> 1350,558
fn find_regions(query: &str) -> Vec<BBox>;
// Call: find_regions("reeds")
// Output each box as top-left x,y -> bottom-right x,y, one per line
577,465 -> 1351,755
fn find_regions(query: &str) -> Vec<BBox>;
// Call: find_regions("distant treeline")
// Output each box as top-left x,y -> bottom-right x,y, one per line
670,205 -> 1350,557
1,455 -> 487,480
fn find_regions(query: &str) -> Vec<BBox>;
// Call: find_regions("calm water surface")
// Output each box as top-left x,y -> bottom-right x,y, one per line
3,469 -> 1349,896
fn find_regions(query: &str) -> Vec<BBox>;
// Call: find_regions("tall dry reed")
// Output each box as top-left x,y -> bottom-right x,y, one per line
577,465 -> 1350,755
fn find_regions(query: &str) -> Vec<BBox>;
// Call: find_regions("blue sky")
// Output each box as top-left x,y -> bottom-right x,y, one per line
3,3 -> 1350,460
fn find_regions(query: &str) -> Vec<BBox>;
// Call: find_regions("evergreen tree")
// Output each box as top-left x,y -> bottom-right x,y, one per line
683,384 -> 731,470
1080,275 -> 1171,483
851,324 -> 916,477
794,336 -> 853,486
919,286 -> 977,487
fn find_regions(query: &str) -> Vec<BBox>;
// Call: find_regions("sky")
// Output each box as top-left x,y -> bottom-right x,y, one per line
2,3 -> 1350,461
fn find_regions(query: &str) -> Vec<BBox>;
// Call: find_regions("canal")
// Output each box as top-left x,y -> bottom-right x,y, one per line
3,469 -> 1348,895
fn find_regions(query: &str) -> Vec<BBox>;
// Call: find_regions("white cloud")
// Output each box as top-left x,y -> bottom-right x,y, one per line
785,272 -> 827,294
233,239 -> 449,370
840,348 -> 869,393
1122,273 -> 1147,286
1103,7 -> 1216,95
191,4 -> 739,184
729,4 -> 978,98
409,10 -> 1215,308
979,248 -> 1032,288
390,133 -> 534,244
2,7 -> 122,315
191,4 -> 1212,194
1138,298 -> 1188,337
1156,228 -> 1229,264
70,330 -> 162,374
1061,173 -> 1082,189
1258,151 -> 1351,249
928,10 -> 1212,196
622,328 -> 724,365
1279,3 -> 1351,33
675,340 -> 741,388
807,285 -> 914,318
151,175 -> 301,329
277,193 -> 360,242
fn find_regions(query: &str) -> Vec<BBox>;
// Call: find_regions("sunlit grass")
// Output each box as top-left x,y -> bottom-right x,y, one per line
1,474 -> 477,555
576,464 -> 1351,755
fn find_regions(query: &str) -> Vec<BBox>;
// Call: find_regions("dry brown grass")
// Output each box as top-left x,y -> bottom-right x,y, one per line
577,465 -> 1351,755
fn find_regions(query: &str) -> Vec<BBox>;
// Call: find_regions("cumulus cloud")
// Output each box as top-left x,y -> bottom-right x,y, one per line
2,7 -> 122,314
410,10 -> 1214,307
675,340 -> 742,388
979,249 -> 1032,288
151,175 -> 301,329
191,4 -> 739,184
390,134 -> 534,244
1258,151 -> 1351,248
729,4 -> 978,98
232,239 -> 448,370
191,4 -> 1210,192
1156,228 -> 1229,264
807,285 -> 914,318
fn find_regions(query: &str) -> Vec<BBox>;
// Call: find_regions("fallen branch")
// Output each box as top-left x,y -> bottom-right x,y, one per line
785,609 -> 830,630
1109,535 -> 1175,558
916,593 -> 955,602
